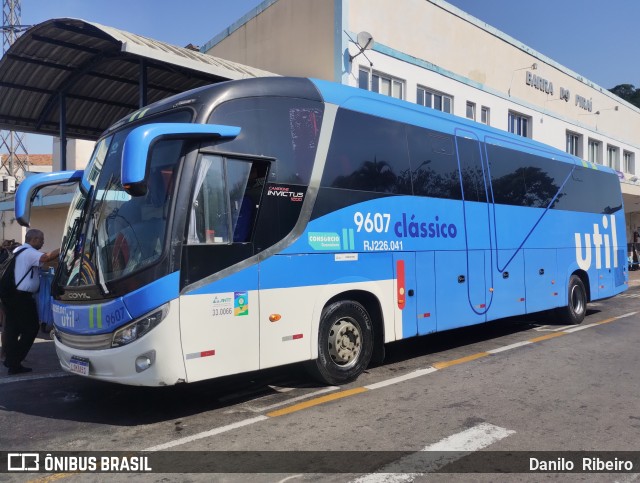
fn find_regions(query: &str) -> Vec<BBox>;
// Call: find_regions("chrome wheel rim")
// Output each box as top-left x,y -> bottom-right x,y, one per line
327,317 -> 362,369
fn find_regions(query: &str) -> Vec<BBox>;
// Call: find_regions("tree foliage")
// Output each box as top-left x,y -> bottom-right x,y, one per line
609,84 -> 640,108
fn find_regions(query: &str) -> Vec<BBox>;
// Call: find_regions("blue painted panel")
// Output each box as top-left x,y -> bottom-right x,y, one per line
53,297 -> 132,335
598,266 -> 614,299
487,249 -> 526,321
435,250 -> 485,331
524,249 -> 560,314
52,271 -> 180,335
14,170 -> 83,226
415,251 -> 436,335
121,123 -> 240,185
123,271 -> 180,318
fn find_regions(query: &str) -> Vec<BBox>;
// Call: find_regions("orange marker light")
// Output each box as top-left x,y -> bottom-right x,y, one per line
269,314 -> 281,322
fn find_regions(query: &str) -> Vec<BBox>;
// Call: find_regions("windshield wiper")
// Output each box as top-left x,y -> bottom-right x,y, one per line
87,176 -> 115,295
54,186 -> 94,289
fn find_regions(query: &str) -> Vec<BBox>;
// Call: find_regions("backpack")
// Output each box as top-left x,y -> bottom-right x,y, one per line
0,247 -> 30,301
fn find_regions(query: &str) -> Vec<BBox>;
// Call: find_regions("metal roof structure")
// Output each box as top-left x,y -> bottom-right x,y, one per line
0,18 -> 275,141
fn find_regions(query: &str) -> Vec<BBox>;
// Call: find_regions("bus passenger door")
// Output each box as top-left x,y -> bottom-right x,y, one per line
394,254 -> 418,338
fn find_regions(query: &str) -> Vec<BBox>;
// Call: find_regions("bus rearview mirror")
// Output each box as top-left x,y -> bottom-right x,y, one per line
121,123 -> 241,196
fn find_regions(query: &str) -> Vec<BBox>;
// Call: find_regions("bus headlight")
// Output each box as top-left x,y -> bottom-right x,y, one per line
112,303 -> 169,348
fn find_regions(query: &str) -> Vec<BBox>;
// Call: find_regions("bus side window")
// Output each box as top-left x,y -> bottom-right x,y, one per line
188,155 -> 231,244
187,156 -> 268,245
230,162 -> 267,243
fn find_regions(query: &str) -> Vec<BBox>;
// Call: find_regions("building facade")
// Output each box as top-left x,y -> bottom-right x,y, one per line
203,0 -> 640,243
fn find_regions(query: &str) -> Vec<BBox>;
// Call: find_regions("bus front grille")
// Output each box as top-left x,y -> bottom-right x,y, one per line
55,330 -> 113,350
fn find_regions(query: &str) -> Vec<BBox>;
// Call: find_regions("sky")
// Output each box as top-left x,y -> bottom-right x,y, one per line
5,0 -> 638,154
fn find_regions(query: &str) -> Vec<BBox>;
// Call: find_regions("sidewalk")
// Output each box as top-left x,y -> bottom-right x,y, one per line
0,328 -> 65,384
629,267 -> 640,287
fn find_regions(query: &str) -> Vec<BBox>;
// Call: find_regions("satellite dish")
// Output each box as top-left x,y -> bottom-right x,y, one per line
356,31 -> 374,51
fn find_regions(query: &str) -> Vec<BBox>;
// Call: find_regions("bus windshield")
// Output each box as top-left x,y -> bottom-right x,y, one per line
57,111 -> 191,290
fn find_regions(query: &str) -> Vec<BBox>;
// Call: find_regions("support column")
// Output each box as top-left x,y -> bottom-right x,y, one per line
59,92 -> 67,171
139,58 -> 148,107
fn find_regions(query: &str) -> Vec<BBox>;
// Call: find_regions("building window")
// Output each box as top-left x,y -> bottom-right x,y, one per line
606,145 -> 619,170
480,106 -> 490,125
466,102 -> 476,120
508,111 -> 531,138
588,139 -> 602,164
358,69 -> 369,90
417,86 -> 453,113
566,131 -> 582,157
359,68 -> 404,99
624,151 -> 635,175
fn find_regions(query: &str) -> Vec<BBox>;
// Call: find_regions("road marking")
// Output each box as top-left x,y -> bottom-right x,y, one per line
266,387 -> 368,418
432,352 -> 488,369
563,322 -> 601,333
247,386 -> 340,412
533,325 -> 573,332
528,332 -> 566,343
351,423 -> 515,482
0,372 -> 71,385
486,340 -> 532,354
364,367 -> 438,390
143,415 -> 269,451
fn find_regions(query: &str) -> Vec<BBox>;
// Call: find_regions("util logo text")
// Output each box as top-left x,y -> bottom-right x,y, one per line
575,215 -> 619,271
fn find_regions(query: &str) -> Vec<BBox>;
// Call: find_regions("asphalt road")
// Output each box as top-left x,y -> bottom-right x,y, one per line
1,278 -> 640,483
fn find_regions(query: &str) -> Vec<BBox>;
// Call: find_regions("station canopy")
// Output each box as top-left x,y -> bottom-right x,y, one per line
0,18 -> 275,140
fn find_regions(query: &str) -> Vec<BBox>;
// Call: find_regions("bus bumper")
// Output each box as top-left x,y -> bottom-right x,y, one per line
54,303 -> 186,386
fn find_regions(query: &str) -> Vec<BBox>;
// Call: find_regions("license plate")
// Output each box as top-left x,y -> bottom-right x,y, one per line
69,356 -> 90,376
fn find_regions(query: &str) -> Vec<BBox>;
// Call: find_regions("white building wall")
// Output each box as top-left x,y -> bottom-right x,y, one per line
204,0 -> 640,243
52,138 -> 95,172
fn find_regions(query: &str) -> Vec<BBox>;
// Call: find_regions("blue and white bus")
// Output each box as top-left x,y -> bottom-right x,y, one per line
16,77 -> 627,386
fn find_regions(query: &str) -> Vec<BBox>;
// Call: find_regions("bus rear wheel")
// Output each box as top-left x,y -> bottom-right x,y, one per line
557,274 -> 587,325
308,300 -> 373,385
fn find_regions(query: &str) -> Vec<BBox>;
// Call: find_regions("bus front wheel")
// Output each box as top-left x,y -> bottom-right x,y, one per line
309,300 -> 373,385
557,274 -> 587,325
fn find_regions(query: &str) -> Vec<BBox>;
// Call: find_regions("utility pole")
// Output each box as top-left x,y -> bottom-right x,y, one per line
0,0 -> 31,185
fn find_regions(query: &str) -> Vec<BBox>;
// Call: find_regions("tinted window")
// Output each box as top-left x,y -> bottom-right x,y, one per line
486,144 -> 571,208
456,136 -> 487,202
209,97 -> 323,185
406,126 -> 460,199
553,167 -> 623,214
321,109 -> 412,194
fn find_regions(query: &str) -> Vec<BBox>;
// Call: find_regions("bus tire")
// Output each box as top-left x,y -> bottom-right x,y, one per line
557,274 -> 587,325
308,300 -> 373,385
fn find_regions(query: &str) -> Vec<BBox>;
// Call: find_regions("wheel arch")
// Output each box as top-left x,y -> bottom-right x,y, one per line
324,289 -> 385,367
310,283 -> 388,366
572,269 -> 591,302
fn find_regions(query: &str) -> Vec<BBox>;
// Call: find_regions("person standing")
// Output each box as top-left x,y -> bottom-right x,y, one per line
0,240 -> 20,361
2,229 -> 59,375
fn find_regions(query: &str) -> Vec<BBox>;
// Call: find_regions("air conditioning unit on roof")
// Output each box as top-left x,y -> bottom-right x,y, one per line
2,176 -> 16,193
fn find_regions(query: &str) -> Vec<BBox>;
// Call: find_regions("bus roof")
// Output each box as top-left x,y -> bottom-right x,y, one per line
309,78 -> 614,173
104,76 -> 614,175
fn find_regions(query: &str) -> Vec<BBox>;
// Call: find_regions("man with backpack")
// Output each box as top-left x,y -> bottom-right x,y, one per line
2,229 -> 59,375
0,239 -> 20,360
